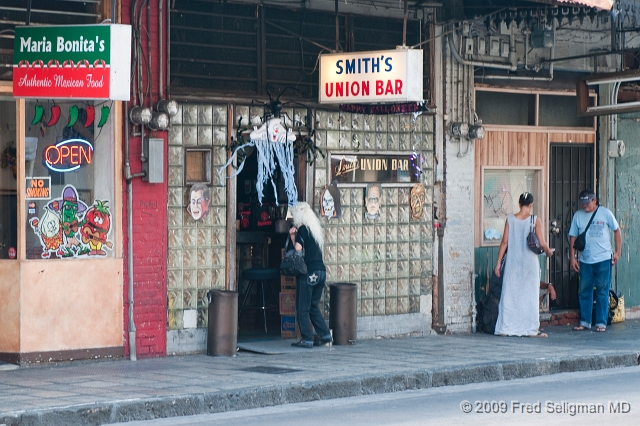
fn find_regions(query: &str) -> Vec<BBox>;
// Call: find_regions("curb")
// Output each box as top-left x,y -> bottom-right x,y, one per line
1,352 -> 638,426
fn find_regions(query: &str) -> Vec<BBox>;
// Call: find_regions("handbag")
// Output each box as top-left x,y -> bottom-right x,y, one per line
527,215 -> 544,254
573,207 -> 598,252
612,293 -> 625,323
280,238 -> 308,276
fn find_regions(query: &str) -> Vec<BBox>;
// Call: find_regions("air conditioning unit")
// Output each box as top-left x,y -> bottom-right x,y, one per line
608,139 -> 625,158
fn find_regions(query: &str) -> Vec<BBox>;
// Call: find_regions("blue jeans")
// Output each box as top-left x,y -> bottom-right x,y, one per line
578,259 -> 611,329
295,270 -> 331,343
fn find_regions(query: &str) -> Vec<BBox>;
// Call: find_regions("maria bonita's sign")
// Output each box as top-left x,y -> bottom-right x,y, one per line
319,49 -> 423,104
13,24 -> 131,100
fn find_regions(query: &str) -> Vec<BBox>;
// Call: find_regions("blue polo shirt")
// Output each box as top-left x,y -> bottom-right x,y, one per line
569,206 -> 619,264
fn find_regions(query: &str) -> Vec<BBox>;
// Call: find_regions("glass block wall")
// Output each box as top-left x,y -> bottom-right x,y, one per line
167,103 -> 434,334
313,110 -> 435,318
167,104 -> 228,331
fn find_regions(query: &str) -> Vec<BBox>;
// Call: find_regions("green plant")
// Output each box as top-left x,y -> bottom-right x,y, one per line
0,143 -> 17,169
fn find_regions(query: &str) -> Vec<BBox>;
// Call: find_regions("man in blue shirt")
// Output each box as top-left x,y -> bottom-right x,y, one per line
569,189 -> 622,332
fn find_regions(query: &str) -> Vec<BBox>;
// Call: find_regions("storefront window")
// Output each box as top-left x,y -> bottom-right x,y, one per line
24,100 -> 115,259
482,167 -> 541,246
0,98 -> 17,259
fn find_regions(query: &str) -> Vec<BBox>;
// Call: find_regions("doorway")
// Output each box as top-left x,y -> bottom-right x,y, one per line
235,148 -> 289,338
548,143 -> 594,309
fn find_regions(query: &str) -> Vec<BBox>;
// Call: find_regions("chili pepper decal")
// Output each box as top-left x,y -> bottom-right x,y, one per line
78,108 -> 87,128
32,105 -> 45,125
84,105 -> 96,128
98,106 -> 110,128
47,105 -> 61,127
67,105 -> 79,127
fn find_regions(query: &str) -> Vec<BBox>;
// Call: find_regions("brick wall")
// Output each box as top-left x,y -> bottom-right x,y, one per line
443,135 -> 474,333
121,0 -> 168,358
539,311 -> 579,328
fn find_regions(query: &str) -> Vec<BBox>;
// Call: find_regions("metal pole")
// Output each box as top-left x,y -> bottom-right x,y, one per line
434,224 -> 447,334
124,104 -> 137,361
159,0 -> 163,99
335,0 -> 339,51
147,0 -> 151,102
26,0 -> 32,25
470,271 -> 478,333
402,0 -> 408,47
167,0 -> 171,97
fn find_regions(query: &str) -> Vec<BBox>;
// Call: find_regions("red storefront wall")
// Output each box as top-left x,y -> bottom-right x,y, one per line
121,0 -> 168,358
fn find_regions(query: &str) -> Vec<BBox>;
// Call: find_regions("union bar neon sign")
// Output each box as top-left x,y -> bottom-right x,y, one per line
44,138 -> 93,172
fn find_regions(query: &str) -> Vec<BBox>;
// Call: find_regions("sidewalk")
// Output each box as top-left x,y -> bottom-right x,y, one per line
1,319 -> 639,426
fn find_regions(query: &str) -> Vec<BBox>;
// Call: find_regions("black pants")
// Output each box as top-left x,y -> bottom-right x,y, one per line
295,270 -> 331,342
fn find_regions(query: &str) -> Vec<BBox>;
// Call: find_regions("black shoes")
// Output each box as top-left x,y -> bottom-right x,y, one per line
313,336 -> 333,346
291,340 -> 313,348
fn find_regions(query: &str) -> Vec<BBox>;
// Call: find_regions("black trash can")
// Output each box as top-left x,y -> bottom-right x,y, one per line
207,290 -> 238,356
329,283 -> 357,345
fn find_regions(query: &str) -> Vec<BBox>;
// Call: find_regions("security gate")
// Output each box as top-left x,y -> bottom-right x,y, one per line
548,143 -> 594,309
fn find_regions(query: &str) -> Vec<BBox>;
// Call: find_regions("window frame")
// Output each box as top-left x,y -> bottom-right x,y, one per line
480,165 -> 544,247
475,87 -> 597,132
184,147 -> 213,185
0,86 -> 20,260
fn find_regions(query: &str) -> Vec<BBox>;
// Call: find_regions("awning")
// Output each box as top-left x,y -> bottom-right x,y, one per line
556,0 -> 614,10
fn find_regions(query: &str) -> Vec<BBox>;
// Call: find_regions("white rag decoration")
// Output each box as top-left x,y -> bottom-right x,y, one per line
218,117 -> 298,205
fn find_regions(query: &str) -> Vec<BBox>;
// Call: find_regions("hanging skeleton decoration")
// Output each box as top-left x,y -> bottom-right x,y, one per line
218,115 -> 298,206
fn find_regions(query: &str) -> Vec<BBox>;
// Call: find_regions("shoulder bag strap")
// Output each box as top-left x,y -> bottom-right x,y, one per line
530,215 -> 535,230
584,207 -> 599,233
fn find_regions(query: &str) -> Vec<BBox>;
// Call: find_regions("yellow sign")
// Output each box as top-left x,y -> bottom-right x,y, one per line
25,177 -> 51,200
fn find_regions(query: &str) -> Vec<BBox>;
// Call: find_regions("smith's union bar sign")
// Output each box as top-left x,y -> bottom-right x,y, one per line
319,49 -> 423,105
13,24 -> 131,100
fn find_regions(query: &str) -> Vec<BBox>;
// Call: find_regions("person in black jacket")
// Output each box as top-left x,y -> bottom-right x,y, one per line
289,202 -> 333,348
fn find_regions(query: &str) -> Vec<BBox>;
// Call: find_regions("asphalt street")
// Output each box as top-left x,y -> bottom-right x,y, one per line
1,319 -> 639,426
116,366 -> 640,426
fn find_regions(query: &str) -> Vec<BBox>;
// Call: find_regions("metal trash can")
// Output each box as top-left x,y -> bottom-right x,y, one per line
207,290 -> 238,356
329,283 -> 357,345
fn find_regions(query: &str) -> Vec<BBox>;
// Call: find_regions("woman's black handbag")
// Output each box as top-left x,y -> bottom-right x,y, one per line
573,207 -> 598,252
280,238 -> 307,276
527,216 -> 544,254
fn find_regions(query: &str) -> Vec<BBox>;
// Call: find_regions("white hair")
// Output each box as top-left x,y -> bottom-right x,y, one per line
290,202 -> 324,250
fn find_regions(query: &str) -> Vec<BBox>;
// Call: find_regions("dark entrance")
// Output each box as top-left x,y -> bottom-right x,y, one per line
548,143 -> 594,309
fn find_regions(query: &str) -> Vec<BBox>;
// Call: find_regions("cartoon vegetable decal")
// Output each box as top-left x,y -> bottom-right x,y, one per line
47,105 -> 61,127
84,105 -> 96,128
81,199 -> 113,256
32,105 -> 45,125
98,105 -> 110,128
67,105 -> 79,127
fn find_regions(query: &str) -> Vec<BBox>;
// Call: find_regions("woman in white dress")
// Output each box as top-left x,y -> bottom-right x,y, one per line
494,193 -> 555,337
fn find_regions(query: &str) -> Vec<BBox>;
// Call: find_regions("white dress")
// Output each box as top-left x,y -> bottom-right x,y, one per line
494,215 -> 541,336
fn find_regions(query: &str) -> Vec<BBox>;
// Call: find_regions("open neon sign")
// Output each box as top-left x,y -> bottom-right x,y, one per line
43,138 -> 93,172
